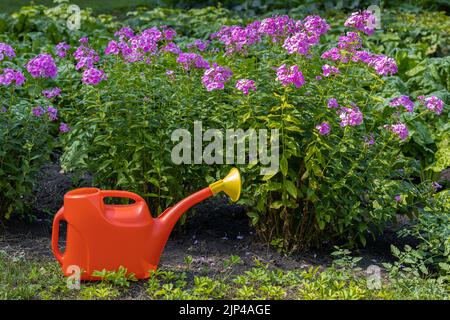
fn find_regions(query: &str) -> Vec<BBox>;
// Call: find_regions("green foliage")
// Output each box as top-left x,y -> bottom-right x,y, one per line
91,266 -> 138,287
0,107 -> 54,219
1,250 -> 448,300
386,189 -> 450,281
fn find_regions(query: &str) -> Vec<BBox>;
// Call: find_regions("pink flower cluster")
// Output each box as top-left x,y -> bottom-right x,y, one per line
201,64 -> 233,91
338,32 -> 362,52
0,43 -> 15,61
338,106 -> 364,127
176,52 -> 210,70
105,26 -> 172,63
74,44 -> 99,70
211,22 -> 261,56
322,48 -> 397,76
344,10 -> 377,35
418,95 -> 444,115
259,15 -> 296,42
26,54 -> 58,78
276,64 -> 305,88
235,79 -> 256,95
319,12 -> 397,76
0,68 -> 25,86
368,55 -> 398,76
316,122 -> 331,135
82,68 -> 106,85
211,15 -> 330,56
322,64 -> 340,77
387,123 -> 409,140
283,16 -> 330,55
390,96 -> 415,112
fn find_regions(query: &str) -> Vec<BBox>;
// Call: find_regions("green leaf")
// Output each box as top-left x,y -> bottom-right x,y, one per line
284,180 -> 297,199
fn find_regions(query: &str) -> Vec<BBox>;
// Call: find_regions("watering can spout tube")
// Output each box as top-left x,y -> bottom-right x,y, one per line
157,187 -> 213,231
157,167 -> 241,231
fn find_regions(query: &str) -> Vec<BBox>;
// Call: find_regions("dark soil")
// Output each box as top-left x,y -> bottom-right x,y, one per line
0,161 -> 421,280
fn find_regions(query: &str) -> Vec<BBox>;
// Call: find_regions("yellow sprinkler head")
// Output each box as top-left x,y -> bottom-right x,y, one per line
209,168 -> 241,202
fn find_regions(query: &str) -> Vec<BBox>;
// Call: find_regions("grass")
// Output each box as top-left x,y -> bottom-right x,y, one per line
1,250 -> 448,300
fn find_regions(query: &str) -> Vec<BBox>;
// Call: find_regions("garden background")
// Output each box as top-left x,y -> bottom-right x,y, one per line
0,0 -> 449,299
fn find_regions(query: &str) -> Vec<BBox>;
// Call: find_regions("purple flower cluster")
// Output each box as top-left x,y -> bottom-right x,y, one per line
0,43 -> 15,61
418,95 -> 444,115
368,55 -> 398,76
322,64 -> 340,77
276,64 -> 305,88
344,10 -> 376,35
59,122 -> 70,133
201,64 -> 233,91
321,48 -> 341,61
364,133 -> 375,145
390,96 -> 415,112
258,15 -> 296,42
114,27 -> 134,39
0,68 -> 25,86
211,23 -> 261,56
316,122 -> 331,135
161,42 -> 182,54
82,68 -> 106,85
176,52 -> 210,70
187,39 -> 209,52
211,15 -> 328,56
47,106 -> 58,121
74,45 -> 99,70
55,42 -> 71,58
282,32 -> 315,55
432,181 -> 442,192
166,69 -> 175,81
319,12 -> 397,77
338,32 -> 362,52
32,106 -> 45,117
338,106 -> 364,127
26,54 -> 58,78
162,27 -> 177,41
105,40 -> 120,55
236,79 -> 256,95
387,123 -> 409,140
328,98 -> 339,108
42,87 -> 62,99
106,27 -> 166,63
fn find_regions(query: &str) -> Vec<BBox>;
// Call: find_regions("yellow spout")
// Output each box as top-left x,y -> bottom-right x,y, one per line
209,168 -> 241,202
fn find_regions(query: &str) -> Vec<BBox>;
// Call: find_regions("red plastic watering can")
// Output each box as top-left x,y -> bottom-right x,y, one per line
51,168 -> 241,280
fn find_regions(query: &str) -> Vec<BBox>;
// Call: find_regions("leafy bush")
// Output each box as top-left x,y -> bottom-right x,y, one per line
0,45 -> 57,220
387,188 -> 450,280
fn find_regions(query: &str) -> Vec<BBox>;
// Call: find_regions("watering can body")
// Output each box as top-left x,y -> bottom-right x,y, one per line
51,168 -> 241,280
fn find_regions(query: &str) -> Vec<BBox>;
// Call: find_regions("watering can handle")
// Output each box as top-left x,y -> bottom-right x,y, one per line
100,190 -> 145,204
51,207 -> 65,264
